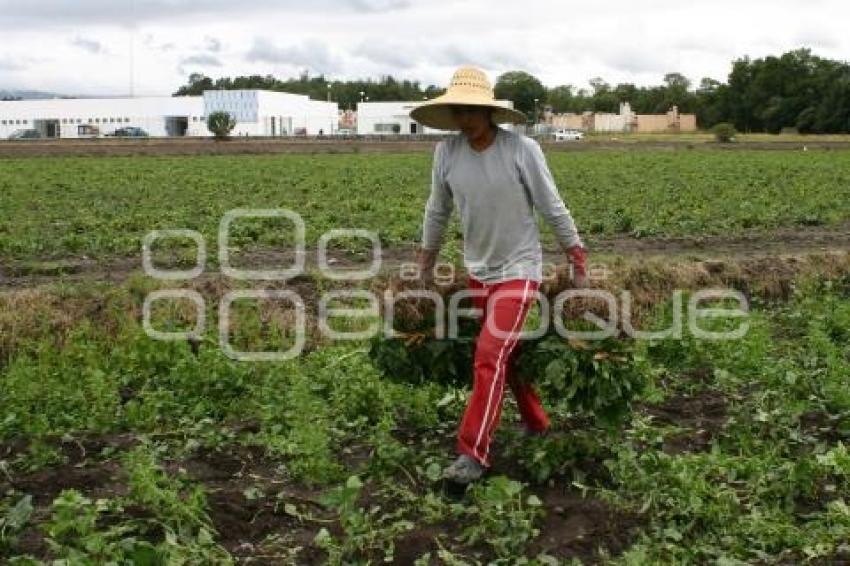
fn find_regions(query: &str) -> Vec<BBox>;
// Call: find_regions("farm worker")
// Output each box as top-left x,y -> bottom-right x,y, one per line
411,67 -> 588,485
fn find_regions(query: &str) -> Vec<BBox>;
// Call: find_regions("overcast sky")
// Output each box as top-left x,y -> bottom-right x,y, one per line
0,0 -> 845,96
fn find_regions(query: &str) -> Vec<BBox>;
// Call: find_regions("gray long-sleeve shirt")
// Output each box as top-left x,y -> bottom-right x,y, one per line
421,127 -> 582,283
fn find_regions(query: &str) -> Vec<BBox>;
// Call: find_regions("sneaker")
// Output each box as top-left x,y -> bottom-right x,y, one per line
443,454 -> 484,485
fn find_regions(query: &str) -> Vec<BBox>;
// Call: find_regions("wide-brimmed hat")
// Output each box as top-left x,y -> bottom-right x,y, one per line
410,66 -> 527,131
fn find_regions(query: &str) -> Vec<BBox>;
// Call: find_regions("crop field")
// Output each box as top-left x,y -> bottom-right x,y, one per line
2,146 -> 850,564
2,149 -> 850,264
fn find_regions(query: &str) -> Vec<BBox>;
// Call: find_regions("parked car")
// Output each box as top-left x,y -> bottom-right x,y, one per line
7,129 -> 42,140
110,127 -> 148,137
553,128 -> 584,141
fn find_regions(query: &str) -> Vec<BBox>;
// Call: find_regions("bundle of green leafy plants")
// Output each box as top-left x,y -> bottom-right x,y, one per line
369,322 -> 645,428
513,334 -> 644,427
368,319 -> 478,387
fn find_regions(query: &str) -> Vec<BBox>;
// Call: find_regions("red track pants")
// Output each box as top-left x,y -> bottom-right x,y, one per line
457,276 -> 550,467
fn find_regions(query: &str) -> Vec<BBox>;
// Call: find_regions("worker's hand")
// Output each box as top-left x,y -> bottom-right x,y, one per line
415,247 -> 438,284
566,244 -> 588,288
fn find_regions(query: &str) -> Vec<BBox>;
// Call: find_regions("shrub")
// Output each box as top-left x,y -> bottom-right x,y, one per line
206,111 -> 236,141
712,122 -> 737,143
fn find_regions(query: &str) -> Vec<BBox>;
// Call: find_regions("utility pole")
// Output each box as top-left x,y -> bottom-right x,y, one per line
129,0 -> 136,97
533,97 -> 540,134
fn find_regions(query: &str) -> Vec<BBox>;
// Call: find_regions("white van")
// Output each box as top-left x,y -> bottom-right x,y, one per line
553,129 -> 584,141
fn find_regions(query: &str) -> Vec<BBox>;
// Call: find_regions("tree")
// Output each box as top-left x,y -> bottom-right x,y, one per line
493,71 -> 544,118
663,72 -> 691,91
175,73 -> 215,96
614,83 -> 639,104
813,73 -> 850,133
546,85 -> 574,113
173,72 -> 441,110
695,77 -> 727,128
588,77 -> 610,95
206,111 -> 236,140
698,77 -> 721,93
796,107 -> 817,133
174,49 -> 850,134
659,72 -> 694,112
716,49 -> 850,133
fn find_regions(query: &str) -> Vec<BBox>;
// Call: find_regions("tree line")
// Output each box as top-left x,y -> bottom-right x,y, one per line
175,73 -> 444,110
174,49 -> 850,133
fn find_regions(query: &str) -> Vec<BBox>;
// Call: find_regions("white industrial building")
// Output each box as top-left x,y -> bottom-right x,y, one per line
356,101 -> 438,135
356,100 -> 519,135
0,89 -> 338,139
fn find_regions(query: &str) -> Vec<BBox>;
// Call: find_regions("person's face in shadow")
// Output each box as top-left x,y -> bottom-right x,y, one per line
451,105 -> 494,142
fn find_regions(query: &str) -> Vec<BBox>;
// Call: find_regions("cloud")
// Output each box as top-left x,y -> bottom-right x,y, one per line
245,38 -> 341,74
140,33 -> 176,52
70,36 -> 106,54
0,57 -> 24,71
204,36 -> 222,53
347,0 -> 410,12
431,45 -> 535,74
1,0 -> 848,96
596,46 -> 669,75
0,0 -> 410,27
0,53 -> 52,73
177,53 -> 223,75
180,54 -> 222,67
671,37 -> 735,57
794,31 -> 839,50
353,41 -> 418,69
353,40 -> 535,77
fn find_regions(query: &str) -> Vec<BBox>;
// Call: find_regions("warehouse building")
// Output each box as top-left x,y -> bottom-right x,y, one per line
357,101 -> 436,135
356,99 -> 520,135
0,90 -> 338,139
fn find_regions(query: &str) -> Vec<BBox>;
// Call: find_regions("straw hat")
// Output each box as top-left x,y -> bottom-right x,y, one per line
410,66 -> 527,130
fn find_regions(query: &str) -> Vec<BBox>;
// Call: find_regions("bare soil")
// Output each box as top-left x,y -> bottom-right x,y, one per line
0,430 -> 640,564
642,389 -> 729,454
2,137 -> 850,158
528,487 -> 641,563
3,221 -> 850,290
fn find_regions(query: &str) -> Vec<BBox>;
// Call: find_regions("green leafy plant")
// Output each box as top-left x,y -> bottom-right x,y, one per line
459,476 -> 544,557
124,445 -> 211,533
41,487 -> 231,565
0,495 -> 33,555
260,374 -> 343,486
43,490 -> 160,564
316,475 -> 414,563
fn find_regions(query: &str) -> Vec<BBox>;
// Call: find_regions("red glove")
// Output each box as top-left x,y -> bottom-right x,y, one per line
566,245 -> 588,286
